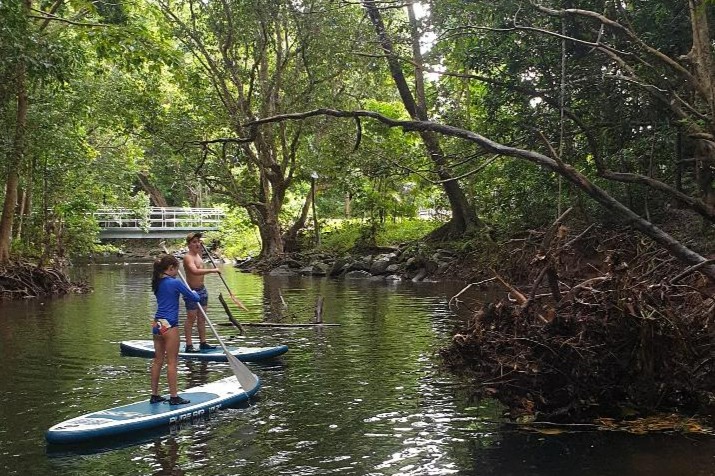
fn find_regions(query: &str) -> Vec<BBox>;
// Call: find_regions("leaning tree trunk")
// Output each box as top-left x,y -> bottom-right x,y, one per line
282,188 -> 313,253
421,131 -> 481,236
136,172 -> 169,207
363,0 -> 483,238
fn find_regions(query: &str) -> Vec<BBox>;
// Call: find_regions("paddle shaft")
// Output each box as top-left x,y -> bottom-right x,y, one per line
161,245 -> 258,390
202,243 -> 232,294
201,242 -> 249,312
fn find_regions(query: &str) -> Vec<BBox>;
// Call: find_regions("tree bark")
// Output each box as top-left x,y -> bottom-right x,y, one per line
686,0 -> 715,207
256,206 -> 284,258
363,0 -> 483,237
0,56 -> 28,263
282,188 -> 313,252
136,172 -> 169,207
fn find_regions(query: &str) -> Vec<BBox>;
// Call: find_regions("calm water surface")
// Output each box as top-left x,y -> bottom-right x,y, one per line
0,263 -> 713,475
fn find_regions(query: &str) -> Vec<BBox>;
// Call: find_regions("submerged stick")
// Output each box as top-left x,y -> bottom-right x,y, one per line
218,293 -> 245,334
314,295 -> 324,324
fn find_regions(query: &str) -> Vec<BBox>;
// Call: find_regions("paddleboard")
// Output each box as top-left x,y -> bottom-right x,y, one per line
46,375 -> 259,444
120,340 -> 288,362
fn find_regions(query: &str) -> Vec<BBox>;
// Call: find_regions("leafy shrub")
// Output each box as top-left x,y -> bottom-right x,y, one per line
378,218 -> 441,246
213,207 -> 261,259
319,220 -> 362,253
318,218 -> 441,253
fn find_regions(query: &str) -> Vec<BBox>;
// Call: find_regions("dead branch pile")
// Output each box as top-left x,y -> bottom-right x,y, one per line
0,261 -> 90,300
441,214 -> 715,423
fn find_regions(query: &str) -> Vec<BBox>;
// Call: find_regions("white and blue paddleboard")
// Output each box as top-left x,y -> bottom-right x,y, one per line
120,340 -> 288,362
46,375 -> 260,444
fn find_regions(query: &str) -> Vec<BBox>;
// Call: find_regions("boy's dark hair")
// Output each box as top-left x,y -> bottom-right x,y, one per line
186,231 -> 202,244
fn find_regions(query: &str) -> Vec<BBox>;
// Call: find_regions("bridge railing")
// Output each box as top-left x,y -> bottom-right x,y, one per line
95,207 -> 225,230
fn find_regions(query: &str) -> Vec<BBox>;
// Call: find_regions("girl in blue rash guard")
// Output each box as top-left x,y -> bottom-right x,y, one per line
149,254 -> 201,406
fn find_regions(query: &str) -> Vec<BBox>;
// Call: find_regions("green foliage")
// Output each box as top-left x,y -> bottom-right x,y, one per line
319,220 -> 363,254
318,218 -> 441,254
2,0 -> 710,265
60,212 -> 102,257
379,219 -> 442,245
89,242 -> 121,255
214,207 -> 261,259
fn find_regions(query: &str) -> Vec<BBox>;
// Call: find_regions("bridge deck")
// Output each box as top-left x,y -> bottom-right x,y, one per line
96,207 -> 225,239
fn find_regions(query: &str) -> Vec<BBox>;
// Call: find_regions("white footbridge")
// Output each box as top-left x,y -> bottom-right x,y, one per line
95,207 -> 225,239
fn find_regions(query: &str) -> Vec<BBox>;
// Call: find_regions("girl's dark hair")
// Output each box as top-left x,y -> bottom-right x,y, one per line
152,254 -> 179,294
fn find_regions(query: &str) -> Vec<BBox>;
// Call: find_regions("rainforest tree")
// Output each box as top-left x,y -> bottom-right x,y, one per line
234,0 -> 715,277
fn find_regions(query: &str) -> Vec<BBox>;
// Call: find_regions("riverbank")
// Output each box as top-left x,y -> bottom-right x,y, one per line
0,260 -> 91,300
236,210 -> 715,431
436,212 -> 715,431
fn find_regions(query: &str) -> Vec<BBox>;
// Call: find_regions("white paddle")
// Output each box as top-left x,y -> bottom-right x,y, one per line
162,244 -> 259,390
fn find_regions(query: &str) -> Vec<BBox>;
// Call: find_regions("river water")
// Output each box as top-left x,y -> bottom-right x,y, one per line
0,263 -> 713,475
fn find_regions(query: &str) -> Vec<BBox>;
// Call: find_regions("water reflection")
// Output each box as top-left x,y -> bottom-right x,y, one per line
183,360 -> 211,389
149,437 -> 183,476
261,276 -> 327,324
459,429 -> 715,476
2,264 -> 715,475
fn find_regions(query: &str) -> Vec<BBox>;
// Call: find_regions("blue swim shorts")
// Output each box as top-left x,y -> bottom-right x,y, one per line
184,285 -> 208,310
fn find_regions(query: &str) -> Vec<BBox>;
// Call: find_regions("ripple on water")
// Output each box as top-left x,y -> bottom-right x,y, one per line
5,267 -> 715,476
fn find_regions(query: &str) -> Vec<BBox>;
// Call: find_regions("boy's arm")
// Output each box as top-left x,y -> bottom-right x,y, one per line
183,254 -> 220,276
174,278 -> 201,302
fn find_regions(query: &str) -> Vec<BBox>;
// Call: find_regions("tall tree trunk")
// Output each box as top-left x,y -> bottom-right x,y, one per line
282,188 -> 313,253
687,0 -> 715,206
0,58 -> 28,263
22,178 -> 31,244
258,209 -> 284,258
18,155 -> 32,243
14,185 -> 25,239
363,1 -> 482,237
136,172 -> 169,207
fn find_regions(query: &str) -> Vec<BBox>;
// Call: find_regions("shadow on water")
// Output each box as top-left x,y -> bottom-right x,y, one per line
458,427 -> 715,476
2,263 -> 714,475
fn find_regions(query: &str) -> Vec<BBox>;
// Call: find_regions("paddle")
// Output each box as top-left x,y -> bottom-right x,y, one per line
200,242 -> 249,314
161,244 -> 258,390
217,293 -> 246,334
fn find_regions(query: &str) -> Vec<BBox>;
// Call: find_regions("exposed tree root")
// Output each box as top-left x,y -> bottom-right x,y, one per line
441,221 -> 715,427
0,261 -> 90,300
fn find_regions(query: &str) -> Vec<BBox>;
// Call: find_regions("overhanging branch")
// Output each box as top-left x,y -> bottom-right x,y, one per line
228,108 -> 715,278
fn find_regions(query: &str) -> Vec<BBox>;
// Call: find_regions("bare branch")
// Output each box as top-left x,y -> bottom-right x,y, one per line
528,2 -> 704,98
226,108 -> 715,278
29,8 -> 107,27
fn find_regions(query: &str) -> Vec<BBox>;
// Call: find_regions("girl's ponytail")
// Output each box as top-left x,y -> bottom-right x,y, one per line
152,254 -> 179,294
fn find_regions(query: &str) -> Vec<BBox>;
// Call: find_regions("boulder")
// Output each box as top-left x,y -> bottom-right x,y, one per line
344,270 -> 372,279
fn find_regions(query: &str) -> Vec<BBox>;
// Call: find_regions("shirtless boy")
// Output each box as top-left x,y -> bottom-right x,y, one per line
183,232 -> 222,352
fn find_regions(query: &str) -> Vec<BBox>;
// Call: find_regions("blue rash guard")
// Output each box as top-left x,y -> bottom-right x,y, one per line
154,276 -> 201,327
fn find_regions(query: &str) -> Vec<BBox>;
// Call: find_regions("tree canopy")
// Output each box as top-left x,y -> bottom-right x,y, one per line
0,0 -> 712,275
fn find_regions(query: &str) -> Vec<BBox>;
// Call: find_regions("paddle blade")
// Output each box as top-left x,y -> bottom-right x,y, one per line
228,292 -> 249,312
226,352 -> 259,389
